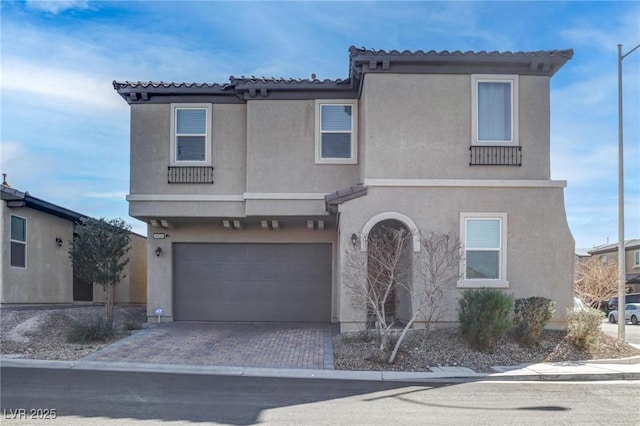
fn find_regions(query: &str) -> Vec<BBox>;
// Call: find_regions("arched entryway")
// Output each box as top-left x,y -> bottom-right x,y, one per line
365,218 -> 414,326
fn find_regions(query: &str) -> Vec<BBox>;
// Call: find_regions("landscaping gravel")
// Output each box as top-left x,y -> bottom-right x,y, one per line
2,306 -> 639,373
333,327 -> 640,373
1,306 -> 146,361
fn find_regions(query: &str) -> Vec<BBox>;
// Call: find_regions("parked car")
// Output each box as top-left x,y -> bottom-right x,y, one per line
608,293 -> 640,312
608,303 -> 640,325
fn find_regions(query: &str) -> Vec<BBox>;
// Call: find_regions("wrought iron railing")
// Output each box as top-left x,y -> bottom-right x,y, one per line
167,166 -> 214,184
469,146 -> 522,166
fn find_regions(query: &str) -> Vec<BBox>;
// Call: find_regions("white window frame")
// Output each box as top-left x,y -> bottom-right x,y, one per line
10,214 -> 27,268
634,250 -> 640,268
458,212 -> 508,288
315,99 -> 358,164
170,103 -> 212,166
471,74 -> 519,145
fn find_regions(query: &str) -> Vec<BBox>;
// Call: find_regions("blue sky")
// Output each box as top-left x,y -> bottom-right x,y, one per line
1,0 -> 639,248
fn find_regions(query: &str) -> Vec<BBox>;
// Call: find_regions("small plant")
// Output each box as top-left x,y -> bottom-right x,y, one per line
122,318 -> 143,331
67,315 -> 116,343
512,297 -> 555,347
458,288 -> 514,352
566,307 -> 604,350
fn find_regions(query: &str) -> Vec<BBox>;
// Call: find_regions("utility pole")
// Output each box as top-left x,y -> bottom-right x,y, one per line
617,42 -> 640,341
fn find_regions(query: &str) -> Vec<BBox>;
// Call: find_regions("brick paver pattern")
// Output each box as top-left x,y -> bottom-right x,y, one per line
85,322 -> 335,369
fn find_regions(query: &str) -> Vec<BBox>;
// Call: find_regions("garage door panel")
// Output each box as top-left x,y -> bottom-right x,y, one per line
173,243 -> 331,322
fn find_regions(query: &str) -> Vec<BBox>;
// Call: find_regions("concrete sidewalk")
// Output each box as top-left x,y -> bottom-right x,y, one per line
2,356 -> 639,383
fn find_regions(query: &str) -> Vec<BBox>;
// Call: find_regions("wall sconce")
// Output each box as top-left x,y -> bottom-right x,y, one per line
155,247 -> 162,257
55,237 -> 63,247
351,233 -> 358,247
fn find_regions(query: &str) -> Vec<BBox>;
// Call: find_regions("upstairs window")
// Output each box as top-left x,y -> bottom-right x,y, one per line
472,75 -> 518,145
634,250 -> 640,267
170,104 -> 212,166
315,100 -> 358,164
10,215 -> 26,268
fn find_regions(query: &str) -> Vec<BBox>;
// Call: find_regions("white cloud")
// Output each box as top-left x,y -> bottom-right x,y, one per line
25,0 -> 89,15
85,191 -> 128,199
0,58 -> 123,111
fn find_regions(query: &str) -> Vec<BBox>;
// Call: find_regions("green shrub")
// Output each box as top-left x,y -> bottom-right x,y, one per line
458,288 -> 514,352
512,297 -> 555,346
566,307 -> 604,350
67,315 -> 116,343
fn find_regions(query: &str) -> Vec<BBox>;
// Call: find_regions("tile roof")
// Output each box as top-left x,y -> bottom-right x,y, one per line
114,45 -> 574,102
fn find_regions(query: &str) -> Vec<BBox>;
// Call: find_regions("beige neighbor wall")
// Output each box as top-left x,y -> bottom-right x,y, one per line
93,232 -> 147,305
336,186 -> 575,332
1,205 -> 74,304
145,222 -> 338,322
360,73 -> 551,180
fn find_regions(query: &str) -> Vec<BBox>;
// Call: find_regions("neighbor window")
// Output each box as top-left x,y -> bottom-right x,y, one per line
315,100 -> 358,164
472,75 -> 518,144
170,104 -> 212,165
459,213 -> 508,288
634,250 -> 640,267
10,215 -> 26,268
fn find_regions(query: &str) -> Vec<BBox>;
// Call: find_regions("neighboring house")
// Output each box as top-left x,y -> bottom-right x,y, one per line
1,182 -> 147,306
588,240 -> 640,293
114,46 -> 575,330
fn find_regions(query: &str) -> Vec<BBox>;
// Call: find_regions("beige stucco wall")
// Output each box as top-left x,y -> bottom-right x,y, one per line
145,222 -> 338,322
1,205 -> 74,304
359,73 -> 551,180
336,185 -> 575,331
129,103 -> 248,196
245,100 -> 359,194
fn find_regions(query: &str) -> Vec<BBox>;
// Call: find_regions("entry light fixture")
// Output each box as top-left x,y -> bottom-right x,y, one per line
351,233 -> 358,247
155,247 -> 162,257
55,237 -> 63,247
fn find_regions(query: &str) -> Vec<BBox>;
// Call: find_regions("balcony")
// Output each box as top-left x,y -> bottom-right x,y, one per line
469,146 -> 522,166
167,166 -> 215,184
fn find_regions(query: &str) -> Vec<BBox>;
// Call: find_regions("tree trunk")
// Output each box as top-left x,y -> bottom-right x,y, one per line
104,285 -> 115,324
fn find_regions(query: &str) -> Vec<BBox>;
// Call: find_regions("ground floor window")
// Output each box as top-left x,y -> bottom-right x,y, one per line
459,212 -> 508,288
10,215 -> 26,268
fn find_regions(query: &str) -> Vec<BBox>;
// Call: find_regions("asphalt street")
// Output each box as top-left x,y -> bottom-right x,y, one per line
2,367 -> 639,425
601,321 -> 640,346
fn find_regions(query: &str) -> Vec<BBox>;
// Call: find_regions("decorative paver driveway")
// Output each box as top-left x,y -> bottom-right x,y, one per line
83,322 -> 338,369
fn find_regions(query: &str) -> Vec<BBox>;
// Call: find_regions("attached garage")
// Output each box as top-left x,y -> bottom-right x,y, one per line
173,243 -> 332,322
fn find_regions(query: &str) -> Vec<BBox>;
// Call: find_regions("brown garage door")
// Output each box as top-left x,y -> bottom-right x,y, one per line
173,243 -> 332,322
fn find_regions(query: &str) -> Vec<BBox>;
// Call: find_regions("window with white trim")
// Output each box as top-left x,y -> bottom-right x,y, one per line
472,75 -> 518,144
459,212 -> 508,288
634,250 -> 640,267
170,104 -> 212,166
315,100 -> 358,164
10,215 -> 26,268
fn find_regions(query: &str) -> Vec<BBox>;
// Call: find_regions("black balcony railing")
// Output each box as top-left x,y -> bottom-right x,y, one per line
167,166 -> 214,184
470,145 -> 522,166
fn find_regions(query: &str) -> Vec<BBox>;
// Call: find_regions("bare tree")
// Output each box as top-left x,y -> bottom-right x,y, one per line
414,231 -> 463,330
343,226 -> 462,364
343,225 -> 412,355
574,257 -> 618,310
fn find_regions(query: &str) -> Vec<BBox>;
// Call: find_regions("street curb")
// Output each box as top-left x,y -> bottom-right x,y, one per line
2,357 -> 638,383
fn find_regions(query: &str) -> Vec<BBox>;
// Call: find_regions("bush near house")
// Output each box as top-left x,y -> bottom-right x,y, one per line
512,297 -> 555,347
458,288 -> 514,352
566,307 -> 605,351
66,315 -> 116,343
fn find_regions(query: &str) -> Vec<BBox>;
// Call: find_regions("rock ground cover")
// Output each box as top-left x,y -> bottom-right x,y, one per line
1,306 -> 145,361
2,306 -> 639,372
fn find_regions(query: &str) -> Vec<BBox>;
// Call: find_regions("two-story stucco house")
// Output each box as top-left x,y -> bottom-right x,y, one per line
114,46 -> 575,330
